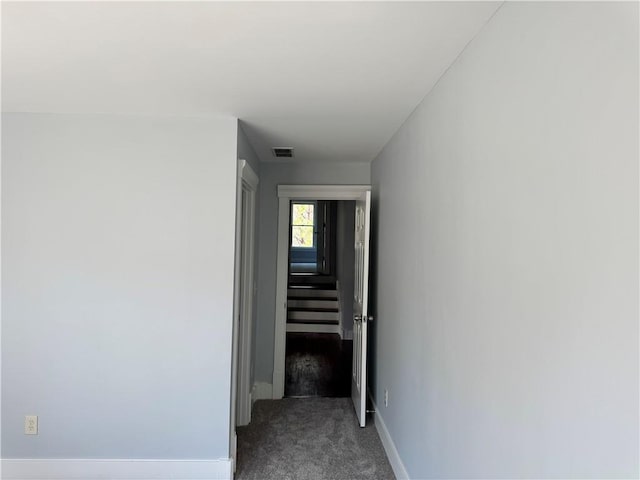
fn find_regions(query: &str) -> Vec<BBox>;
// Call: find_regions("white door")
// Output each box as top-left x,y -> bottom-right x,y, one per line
352,190 -> 372,427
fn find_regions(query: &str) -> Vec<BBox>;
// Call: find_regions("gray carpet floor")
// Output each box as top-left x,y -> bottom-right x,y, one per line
236,398 -> 396,480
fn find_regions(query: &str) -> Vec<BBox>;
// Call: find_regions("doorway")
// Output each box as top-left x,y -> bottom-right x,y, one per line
272,185 -> 372,426
285,199 -> 355,397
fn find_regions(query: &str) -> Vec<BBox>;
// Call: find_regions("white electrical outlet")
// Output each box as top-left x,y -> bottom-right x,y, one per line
24,415 -> 38,435
384,389 -> 389,407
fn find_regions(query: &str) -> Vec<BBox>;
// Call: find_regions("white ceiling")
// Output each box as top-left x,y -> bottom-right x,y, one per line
1,1 -> 501,163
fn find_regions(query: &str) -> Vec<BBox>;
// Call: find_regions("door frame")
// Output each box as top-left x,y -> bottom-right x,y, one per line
272,184 -> 371,399
230,159 -> 259,467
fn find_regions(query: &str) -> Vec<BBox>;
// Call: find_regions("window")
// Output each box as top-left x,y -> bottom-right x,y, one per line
291,202 -> 315,248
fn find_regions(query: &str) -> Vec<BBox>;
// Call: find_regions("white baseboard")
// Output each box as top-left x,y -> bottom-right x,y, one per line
251,381 -> 273,402
1,458 -> 232,480
371,402 -> 410,480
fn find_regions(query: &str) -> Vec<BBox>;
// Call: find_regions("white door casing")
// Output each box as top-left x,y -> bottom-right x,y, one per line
230,159 -> 258,470
272,185 -> 371,400
351,190 -> 371,427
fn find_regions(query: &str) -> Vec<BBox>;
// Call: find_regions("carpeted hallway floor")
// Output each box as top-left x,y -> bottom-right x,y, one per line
236,398 -> 396,480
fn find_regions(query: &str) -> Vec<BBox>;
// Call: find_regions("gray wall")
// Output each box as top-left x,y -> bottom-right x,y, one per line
254,162 -> 370,383
336,201 -> 355,335
2,113 -> 238,459
237,123 -> 260,176
370,2 -> 638,478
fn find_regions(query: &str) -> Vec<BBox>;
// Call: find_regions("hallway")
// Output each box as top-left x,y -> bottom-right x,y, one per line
236,398 -> 395,480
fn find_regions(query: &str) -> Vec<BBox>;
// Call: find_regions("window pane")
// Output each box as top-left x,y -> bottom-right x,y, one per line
292,226 -> 314,248
292,204 -> 314,226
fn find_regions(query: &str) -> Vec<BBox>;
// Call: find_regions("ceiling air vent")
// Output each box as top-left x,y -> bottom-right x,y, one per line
272,147 -> 294,158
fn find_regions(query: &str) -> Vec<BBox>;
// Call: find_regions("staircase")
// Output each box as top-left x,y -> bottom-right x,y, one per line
287,283 -> 340,334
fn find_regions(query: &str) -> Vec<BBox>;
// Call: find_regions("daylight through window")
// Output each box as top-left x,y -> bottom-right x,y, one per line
291,203 -> 315,248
